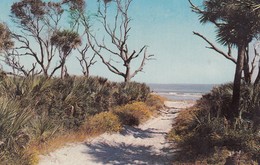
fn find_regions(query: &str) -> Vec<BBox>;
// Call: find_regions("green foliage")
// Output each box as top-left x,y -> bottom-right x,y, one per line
169,84 -> 260,163
114,82 -> 150,105
51,29 -> 81,54
193,0 -> 260,46
0,75 -> 151,164
0,76 -> 150,129
29,114 -> 61,143
0,98 -> 32,164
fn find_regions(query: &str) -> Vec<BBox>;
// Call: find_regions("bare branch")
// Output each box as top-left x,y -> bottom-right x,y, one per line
84,0 -> 151,82
193,31 -> 237,64
130,47 -> 153,79
251,44 -> 259,75
77,44 -> 96,77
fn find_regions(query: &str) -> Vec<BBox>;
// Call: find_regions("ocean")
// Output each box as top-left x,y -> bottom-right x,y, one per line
148,84 -> 217,101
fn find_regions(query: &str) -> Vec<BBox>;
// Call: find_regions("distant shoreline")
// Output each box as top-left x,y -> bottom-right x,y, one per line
148,83 -> 217,101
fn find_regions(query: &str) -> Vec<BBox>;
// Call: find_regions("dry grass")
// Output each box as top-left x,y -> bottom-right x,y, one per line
25,129 -> 93,164
25,108 -> 135,161
85,111 -> 122,134
113,102 -> 152,126
145,94 -> 166,112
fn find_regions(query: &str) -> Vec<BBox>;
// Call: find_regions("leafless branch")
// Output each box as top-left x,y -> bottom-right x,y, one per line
251,43 -> 260,77
193,31 -> 237,64
130,47 -> 154,79
84,0 -> 151,82
77,44 -> 96,77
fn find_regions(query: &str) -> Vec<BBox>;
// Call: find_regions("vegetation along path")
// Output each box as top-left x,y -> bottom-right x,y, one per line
39,101 -> 194,165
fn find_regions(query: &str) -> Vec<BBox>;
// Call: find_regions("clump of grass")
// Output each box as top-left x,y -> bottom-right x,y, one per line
85,111 -> 122,134
113,102 -> 152,126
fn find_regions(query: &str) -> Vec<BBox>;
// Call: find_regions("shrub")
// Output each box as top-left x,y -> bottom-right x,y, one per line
169,84 -> 260,164
0,75 -> 152,164
0,98 -> 32,164
145,94 -> 165,111
29,114 -> 61,143
0,76 -> 151,130
113,82 -> 150,105
113,102 -> 151,126
86,111 -> 122,134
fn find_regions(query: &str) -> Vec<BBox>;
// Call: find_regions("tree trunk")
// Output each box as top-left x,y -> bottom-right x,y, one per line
243,50 -> 251,84
61,63 -> 65,79
60,55 -> 66,79
230,43 -> 246,120
254,65 -> 260,85
124,64 -> 131,82
84,69 -> 89,78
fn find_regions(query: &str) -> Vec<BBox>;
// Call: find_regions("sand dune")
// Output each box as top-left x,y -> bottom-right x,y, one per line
39,101 -> 194,165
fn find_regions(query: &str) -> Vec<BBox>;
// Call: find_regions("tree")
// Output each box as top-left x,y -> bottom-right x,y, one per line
66,0 -> 97,78
190,0 -> 260,120
51,30 -> 81,79
9,0 -> 83,77
76,44 -> 97,77
85,0 -> 153,82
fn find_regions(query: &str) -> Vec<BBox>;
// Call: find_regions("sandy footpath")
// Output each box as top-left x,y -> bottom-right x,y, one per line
39,101 -> 194,165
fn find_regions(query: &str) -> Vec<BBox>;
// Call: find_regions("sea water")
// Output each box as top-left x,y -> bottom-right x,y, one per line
148,84 -> 217,101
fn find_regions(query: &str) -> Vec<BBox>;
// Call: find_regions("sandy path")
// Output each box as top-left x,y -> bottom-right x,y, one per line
39,101 -> 194,165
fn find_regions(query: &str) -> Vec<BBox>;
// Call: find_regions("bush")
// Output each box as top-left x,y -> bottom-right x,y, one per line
169,84 -> 260,164
113,102 -> 152,126
86,111 -> 122,134
29,114 -> 61,143
145,94 -> 165,111
113,82 -> 150,105
0,75 -> 152,164
0,76 -> 151,130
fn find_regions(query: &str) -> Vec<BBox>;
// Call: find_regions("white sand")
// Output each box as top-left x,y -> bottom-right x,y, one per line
39,101 -> 194,165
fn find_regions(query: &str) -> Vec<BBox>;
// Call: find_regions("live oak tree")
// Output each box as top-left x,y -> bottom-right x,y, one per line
190,0 -> 260,120
85,0 -> 153,82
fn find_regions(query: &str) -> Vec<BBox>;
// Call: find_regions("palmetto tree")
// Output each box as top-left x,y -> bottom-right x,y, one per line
190,0 -> 260,120
51,30 -> 81,79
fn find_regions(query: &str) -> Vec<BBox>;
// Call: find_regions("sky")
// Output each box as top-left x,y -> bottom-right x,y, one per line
0,0 -> 238,84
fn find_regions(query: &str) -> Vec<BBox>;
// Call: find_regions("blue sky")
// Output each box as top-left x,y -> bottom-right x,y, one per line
0,0 -> 237,84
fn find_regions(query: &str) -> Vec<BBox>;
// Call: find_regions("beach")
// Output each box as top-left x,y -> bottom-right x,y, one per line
38,100 -> 195,165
